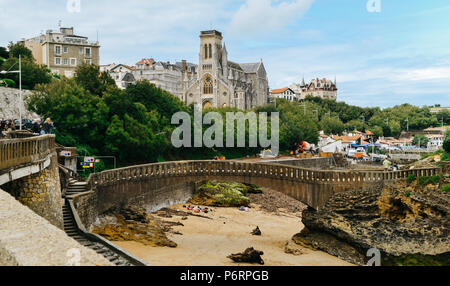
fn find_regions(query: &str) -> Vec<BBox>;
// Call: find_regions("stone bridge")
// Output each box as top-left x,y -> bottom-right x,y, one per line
77,160 -> 441,227
0,134 -> 64,229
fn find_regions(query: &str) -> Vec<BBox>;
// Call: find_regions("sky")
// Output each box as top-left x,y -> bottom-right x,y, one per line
0,0 -> 449,108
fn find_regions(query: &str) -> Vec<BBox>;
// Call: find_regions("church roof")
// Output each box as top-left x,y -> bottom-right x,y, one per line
239,63 -> 260,73
227,61 -> 243,71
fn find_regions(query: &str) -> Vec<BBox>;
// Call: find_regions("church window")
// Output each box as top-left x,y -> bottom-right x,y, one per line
204,44 -> 208,59
203,76 -> 213,94
208,44 -> 212,59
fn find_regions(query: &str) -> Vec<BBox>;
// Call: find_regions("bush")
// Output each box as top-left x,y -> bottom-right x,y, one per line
441,152 -> 450,162
441,184 -> 450,194
407,174 -> 416,184
443,137 -> 450,153
1,78 -> 16,88
418,175 -> 440,186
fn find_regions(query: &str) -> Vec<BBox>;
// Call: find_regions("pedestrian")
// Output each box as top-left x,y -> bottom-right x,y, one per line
383,158 -> 391,172
32,119 -> 41,135
42,118 -> 53,134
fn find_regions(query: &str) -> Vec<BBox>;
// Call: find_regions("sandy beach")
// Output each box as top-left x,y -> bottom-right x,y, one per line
114,202 -> 353,266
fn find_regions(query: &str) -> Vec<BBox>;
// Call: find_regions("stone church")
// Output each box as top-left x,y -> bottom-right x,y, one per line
181,30 -> 269,110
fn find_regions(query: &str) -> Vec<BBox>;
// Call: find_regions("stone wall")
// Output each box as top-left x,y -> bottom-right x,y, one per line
73,181 -> 196,230
72,191 -> 98,231
2,153 -> 63,229
0,188 -> 112,266
0,87 -> 37,120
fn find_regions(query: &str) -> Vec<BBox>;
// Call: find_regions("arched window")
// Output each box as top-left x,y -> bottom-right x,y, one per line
208,44 -> 212,59
203,76 -> 213,94
204,44 -> 208,59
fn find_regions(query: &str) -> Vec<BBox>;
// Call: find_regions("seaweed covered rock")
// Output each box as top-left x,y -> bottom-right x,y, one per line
295,180 -> 450,266
92,205 -> 177,248
228,247 -> 264,265
189,181 -> 259,207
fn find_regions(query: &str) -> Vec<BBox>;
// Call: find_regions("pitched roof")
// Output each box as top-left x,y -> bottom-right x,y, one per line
240,63 -> 260,73
271,88 -> 289,94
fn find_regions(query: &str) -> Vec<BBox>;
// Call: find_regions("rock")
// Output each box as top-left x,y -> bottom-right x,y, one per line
284,240 -> 304,256
296,181 -> 450,265
251,226 -> 261,236
228,247 -> 264,265
188,181 -> 253,207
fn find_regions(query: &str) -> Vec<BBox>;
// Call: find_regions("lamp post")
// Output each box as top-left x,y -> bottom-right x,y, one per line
0,55 -> 22,130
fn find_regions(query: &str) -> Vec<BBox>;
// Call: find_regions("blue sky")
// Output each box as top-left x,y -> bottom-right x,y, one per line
0,0 -> 449,108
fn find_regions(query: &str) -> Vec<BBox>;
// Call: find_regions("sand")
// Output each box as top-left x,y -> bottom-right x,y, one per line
114,204 -> 353,266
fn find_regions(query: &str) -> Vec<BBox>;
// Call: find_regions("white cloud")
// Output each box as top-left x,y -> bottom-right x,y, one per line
228,0 -> 315,38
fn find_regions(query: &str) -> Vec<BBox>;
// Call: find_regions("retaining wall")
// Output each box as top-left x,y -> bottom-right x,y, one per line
0,189 -> 112,266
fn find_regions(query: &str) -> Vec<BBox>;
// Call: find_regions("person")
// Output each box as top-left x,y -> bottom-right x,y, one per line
32,119 -> 41,135
42,118 -> 54,134
383,158 -> 391,172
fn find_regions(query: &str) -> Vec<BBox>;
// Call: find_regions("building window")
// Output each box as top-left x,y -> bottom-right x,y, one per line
55,45 -> 61,55
70,58 -> 77,66
79,48 -> 83,55
208,44 -> 212,59
85,59 -> 91,65
63,46 -> 68,53
55,57 -> 61,65
204,44 -> 208,59
64,58 -> 68,65
203,76 -> 213,94
85,47 -> 91,57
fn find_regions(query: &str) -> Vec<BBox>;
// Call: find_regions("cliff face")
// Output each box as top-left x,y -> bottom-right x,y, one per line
296,180 -> 450,265
0,87 -> 37,120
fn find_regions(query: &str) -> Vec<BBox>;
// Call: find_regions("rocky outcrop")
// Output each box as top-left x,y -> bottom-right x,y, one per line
294,180 -> 450,266
0,87 -> 37,119
189,181 -> 261,207
92,205 -> 177,248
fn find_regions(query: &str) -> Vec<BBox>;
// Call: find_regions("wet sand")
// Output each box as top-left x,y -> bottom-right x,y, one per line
114,204 -> 353,266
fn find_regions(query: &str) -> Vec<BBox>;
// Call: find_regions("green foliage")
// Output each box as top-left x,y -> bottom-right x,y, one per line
412,134 -> 429,147
7,42 -> 32,59
74,63 -> 116,96
407,174 -> 416,184
441,152 -> 450,162
418,176 -> 440,186
443,135 -> 450,153
0,47 -> 8,59
319,116 -> 345,135
441,184 -> 450,194
2,46 -> 51,89
0,78 -> 16,88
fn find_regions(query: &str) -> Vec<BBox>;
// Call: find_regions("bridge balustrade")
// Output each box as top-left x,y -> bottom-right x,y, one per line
0,135 -> 55,172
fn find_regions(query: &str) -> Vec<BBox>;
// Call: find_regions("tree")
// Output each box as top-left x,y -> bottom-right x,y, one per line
412,134 -> 429,148
2,56 -> 51,89
0,46 -> 8,59
74,63 -> 116,96
8,42 -> 33,59
371,126 -> 384,138
319,116 -> 345,135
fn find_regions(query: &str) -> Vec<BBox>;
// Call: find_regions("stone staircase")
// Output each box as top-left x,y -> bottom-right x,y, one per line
62,179 -> 142,266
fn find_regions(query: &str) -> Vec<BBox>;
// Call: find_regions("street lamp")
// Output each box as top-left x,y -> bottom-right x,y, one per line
0,55 -> 22,130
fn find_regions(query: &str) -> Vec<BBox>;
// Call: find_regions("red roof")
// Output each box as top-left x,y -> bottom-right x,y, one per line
271,88 -> 289,94
136,58 -> 154,66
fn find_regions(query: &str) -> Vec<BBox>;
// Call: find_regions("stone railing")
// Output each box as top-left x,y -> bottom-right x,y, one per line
0,135 -> 56,172
85,160 -> 441,210
87,160 -> 441,188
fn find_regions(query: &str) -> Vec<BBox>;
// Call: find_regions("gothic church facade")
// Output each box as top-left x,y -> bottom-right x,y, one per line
182,30 -> 269,110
